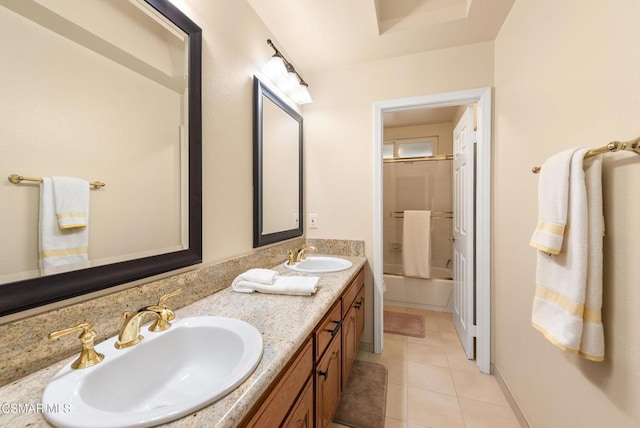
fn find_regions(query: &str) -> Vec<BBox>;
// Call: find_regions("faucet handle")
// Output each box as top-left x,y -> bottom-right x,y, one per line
149,289 -> 182,332
49,322 -> 104,369
157,288 -> 182,306
287,249 -> 297,265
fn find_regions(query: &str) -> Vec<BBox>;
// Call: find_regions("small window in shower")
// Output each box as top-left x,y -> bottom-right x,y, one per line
398,141 -> 433,158
383,143 -> 395,159
383,136 -> 438,159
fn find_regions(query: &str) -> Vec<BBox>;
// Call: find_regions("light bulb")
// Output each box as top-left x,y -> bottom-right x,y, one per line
277,71 -> 299,94
291,84 -> 312,104
262,56 -> 287,82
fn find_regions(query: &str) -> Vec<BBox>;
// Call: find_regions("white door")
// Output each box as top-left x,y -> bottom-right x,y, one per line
453,106 -> 475,359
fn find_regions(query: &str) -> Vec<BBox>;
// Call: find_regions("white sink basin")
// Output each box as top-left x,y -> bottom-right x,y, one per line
284,256 -> 353,273
42,316 -> 263,428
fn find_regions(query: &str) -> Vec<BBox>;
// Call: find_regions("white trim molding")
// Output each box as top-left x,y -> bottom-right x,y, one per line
373,87 -> 492,374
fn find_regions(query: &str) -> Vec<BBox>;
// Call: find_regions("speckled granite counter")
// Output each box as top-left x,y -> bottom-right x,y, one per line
0,256 -> 366,428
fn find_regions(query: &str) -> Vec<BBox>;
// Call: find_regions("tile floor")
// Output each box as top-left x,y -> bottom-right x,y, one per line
331,306 -> 521,428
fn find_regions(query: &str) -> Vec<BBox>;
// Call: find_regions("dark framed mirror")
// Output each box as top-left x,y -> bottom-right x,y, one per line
0,0 -> 202,317
253,76 -> 303,247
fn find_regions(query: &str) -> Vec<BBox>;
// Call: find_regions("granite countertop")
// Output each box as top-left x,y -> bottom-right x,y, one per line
0,256 -> 365,428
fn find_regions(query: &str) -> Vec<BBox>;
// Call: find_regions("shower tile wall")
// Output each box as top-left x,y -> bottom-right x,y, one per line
383,160 -> 453,276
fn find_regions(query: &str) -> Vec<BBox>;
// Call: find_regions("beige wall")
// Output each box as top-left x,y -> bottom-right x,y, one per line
494,0 -> 640,426
303,42 -> 494,343
304,41 -> 493,242
172,0 -> 290,263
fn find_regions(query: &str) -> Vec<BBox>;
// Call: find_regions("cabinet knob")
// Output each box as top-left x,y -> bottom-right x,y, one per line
318,369 -> 329,380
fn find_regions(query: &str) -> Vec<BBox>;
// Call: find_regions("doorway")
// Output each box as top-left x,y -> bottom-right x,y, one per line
373,87 -> 492,374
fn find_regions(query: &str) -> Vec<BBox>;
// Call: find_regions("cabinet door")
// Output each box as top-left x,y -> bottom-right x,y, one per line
355,287 -> 365,343
341,305 -> 358,390
283,377 -> 313,428
244,339 -> 312,427
316,334 -> 342,428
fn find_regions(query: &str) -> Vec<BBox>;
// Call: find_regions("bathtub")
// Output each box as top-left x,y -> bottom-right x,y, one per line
383,267 -> 453,313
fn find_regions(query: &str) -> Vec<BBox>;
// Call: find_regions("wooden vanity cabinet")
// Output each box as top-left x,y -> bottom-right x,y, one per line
243,339 -> 313,428
314,268 -> 365,427
340,271 -> 365,390
283,377 -> 314,428
315,329 -> 342,428
241,267 -> 365,428
315,300 -> 342,361
341,304 -> 358,390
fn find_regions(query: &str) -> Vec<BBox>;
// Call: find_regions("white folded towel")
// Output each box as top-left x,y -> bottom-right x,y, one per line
231,272 -> 319,296
529,147 -> 580,255
236,268 -> 278,285
531,149 -> 605,361
52,176 -> 90,229
402,210 -> 431,279
39,177 -> 90,274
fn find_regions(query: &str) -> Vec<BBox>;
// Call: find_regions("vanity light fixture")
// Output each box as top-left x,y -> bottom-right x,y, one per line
263,39 -> 312,105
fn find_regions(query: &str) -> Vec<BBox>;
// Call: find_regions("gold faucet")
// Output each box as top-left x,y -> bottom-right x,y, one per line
49,323 -> 104,369
115,289 -> 182,349
287,244 -> 318,265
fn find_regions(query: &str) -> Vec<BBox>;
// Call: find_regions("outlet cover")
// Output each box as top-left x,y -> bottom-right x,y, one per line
309,213 -> 318,229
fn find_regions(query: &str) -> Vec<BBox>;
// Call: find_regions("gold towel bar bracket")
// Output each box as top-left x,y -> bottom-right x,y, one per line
532,138 -> 640,174
8,174 -> 105,189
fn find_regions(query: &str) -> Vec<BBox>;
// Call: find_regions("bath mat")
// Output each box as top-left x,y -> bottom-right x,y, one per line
333,360 -> 388,428
384,311 -> 425,338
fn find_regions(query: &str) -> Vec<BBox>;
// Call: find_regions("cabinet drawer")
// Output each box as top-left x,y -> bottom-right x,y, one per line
245,338 -> 313,427
342,270 -> 364,318
315,300 -> 342,361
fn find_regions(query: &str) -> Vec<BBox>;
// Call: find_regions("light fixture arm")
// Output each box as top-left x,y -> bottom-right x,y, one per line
266,39 -> 309,88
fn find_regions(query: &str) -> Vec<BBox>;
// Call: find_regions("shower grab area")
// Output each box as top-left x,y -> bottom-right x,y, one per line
383,155 -> 454,312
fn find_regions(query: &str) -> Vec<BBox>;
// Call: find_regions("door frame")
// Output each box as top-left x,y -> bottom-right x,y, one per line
372,87 -> 492,374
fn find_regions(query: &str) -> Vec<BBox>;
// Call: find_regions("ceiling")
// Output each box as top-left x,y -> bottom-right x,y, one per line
248,0 -> 515,74
383,105 -> 460,128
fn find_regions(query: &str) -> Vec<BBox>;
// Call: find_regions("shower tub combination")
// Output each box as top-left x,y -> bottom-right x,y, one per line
383,265 -> 453,313
382,156 -> 454,313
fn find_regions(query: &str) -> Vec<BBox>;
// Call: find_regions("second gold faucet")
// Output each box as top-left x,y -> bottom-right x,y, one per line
286,244 -> 318,265
115,289 -> 182,349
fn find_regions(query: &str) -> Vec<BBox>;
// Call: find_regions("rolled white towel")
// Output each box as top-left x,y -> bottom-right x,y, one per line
232,275 -> 319,296
235,268 -> 278,285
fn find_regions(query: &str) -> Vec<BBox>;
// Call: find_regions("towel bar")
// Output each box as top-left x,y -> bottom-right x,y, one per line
532,138 -> 640,173
8,174 -> 105,189
392,211 -> 453,218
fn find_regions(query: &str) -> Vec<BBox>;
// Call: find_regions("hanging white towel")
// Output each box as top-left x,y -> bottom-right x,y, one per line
580,155 -> 605,360
531,149 -> 605,361
52,176 -> 89,229
402,210 -> 431,279
529,147 -> 580,255
231,272 -> 319,296
39,177 -> 90,274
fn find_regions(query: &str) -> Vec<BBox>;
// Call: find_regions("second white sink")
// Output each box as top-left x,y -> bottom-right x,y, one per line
42,316 -> 263,428
284,256 -> 353,273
